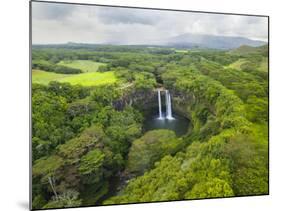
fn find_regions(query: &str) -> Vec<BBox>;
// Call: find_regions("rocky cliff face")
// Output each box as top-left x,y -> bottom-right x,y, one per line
114,88 -> 194,118
170,90 -> 194,119
113,89 -> 158,111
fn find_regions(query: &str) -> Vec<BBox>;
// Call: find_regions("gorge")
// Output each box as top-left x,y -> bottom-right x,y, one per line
143,89 -> 189,136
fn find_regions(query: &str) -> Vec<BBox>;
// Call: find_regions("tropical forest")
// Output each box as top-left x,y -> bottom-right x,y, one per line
31,42 -> 269,209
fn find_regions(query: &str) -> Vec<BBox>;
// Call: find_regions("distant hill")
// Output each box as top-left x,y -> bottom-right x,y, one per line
229,44 -> 268,55
33,34 -> 267,51
162,33 -> 267,50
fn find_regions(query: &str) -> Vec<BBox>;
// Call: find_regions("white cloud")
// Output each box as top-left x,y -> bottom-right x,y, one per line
32,1 -> 268,44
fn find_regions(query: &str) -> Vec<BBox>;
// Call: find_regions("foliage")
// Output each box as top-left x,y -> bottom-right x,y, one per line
90,85 -> 121,106
57,125 -> 105,164
33,155 -> 64,180
32,44 -> 268,209
185,178 -> 234,199
43,190 -> 82,209
79,149 -> 106,175
33,60 -> 82,74
134,72 -> 157,91
32,82 -> 90,161
128,130 -> 182,175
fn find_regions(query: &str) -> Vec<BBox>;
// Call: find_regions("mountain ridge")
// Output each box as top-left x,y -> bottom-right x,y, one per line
161,33 -> 266,50
33,33 -> 267,50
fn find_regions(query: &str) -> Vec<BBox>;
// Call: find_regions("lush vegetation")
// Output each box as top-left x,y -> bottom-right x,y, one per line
32,60 -> 82,74
57,60 -> 106,72
32,44 -> 268,209
32,69 -> 117,86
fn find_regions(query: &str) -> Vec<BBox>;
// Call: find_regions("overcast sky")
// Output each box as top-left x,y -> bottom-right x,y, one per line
32,2 -> 268,45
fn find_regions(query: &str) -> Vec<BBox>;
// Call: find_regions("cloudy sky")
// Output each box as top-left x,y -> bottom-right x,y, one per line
32,1 -> 268,45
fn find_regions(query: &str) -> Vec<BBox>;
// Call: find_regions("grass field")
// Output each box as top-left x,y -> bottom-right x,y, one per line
32,70 -> 70,85
175,49 -> 189,53
58,60 -> 106,72
227,58 -> 268,72
32,69 -> 117,86
227,58 -> 247,70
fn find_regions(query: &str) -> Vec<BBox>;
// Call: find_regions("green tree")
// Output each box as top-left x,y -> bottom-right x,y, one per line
185,178 -> 234,199
43,190 -> 82,209
128,130 -> 182,175
79,149 -> 105,175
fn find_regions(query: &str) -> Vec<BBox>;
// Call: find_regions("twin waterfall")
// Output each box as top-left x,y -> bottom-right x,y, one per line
157,90 -> 174,120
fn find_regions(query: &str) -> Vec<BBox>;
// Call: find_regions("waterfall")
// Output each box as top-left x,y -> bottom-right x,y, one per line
158,90 -> 163,119
157,89 -> 174,120
165,90 -> 174,120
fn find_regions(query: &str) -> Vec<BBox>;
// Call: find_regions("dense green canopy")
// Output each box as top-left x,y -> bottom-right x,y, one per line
32,44 -> 268,209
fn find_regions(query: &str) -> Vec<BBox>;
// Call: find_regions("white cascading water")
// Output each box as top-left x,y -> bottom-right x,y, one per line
165,90 -> 174,120
158,90 -> 163,119
157,90 -> 174,120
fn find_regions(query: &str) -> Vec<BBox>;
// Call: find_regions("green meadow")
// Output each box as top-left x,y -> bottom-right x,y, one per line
32,70 -> 69,85
227,58 -> 248,70
59,71 -> 116,86
175,49 -> 189,53
58,60 -> 106,72
32,69 -> 117,86
32,60 -> 117,86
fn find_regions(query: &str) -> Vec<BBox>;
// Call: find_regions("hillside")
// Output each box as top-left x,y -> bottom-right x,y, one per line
163,33 -> 266,50
229,44 -> 268,55
33,34 -> 267,51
